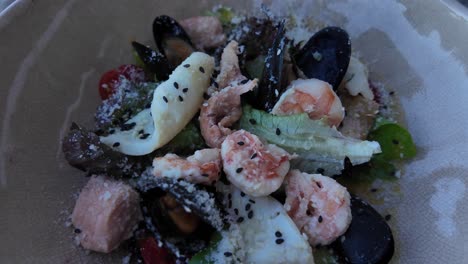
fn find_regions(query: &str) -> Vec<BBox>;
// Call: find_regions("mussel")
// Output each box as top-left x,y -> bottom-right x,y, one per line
333,195 -> 395,264
62,123 -> 148,177
153,15 -> 196,67
253,20 -> 288,112
135,176 -> 225,258
132,41 -> 172,81
295,27 -> 351,90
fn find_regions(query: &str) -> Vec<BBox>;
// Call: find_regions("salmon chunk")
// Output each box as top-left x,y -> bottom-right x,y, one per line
71,175 -> 142,253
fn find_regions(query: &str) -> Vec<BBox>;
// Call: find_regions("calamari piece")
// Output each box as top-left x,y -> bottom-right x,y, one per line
221,130 -> 292,197
71,176 -> 142,253
200,79 -> 257,148
342,56 -> 374,100
180,16 -> 226,50
207,41 -> 246,97
100,52 -> 214,156
272,78 -> 344,127
152,148 -> 222,185
284,170 -> 352,246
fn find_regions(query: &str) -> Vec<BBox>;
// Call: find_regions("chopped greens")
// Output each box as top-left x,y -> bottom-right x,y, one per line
205,6 -> 235,28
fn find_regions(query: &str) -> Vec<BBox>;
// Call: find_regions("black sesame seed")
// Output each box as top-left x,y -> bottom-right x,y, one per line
199,66 -> 205,73
318,215 -> 323,223
306,210 -> 312,216
245,204 -> 251,211
237,141 -> 245,146
236,168 -> 243,173
145,102 -> 151,108
316,168 -> 325,174
182,88 -> 188,93
371,188 -> 378,192
201,173 -> 209,177
121,122 -> 136,131
224,252 -> 232,257
138,129 -> 144,135
163,96 -> 168,103
173,82 -> 179,89
275,231 -> 282,237
112,142 -> 120,147
240,79 -> 249,84
236,217 -> 244,223
213,81 -> 219,88
234,208 -> 239,215
74,228 -> 81,234
316,182 -> 322,189
251,153 -> 257,159
203,93 -> 209,100
389,91 -> 395,95
140,133 -> 150,140
109,129 -> 115,134
248,210 -> 254,219
249,199 -> 256,204
249,119 -> 257,125
184,64 -> 190,68
385,214 -> 392,221
240,192 -> 245,197
178,96 -> 184,102
392,139 -> 399,145
275,238 -> 284,244
276,128 -> 281,135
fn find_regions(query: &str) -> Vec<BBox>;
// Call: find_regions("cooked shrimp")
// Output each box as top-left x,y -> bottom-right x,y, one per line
284,170 -> 352,246
200,79 -> 257,148
207,40 -> 245,96
221,130 -> 292,197
152,148 -> 221,185
271,78 -> 345,127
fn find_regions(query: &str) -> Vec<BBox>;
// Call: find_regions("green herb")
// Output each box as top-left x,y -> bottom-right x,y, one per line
205,6 -> 235,27
368,123 -> 416,160
245,55 -> 265,80
157,121 -> 206,155
189,232 -> 223,264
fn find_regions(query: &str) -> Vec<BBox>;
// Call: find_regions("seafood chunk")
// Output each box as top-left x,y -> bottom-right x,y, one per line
100,52 -> 214,156
180,16 -> 226,50
284,170 -> 351,246
342,56 -> 374,100
71,176 -> 142,253
210,40 -> 245,94
272,79 -> 344,127
221,130 -> 292,197
339,91 -> 379,139
152,148 -> 222,185
200,79 -> 257,148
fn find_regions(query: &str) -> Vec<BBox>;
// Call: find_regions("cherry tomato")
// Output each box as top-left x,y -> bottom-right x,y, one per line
98,64 -> 146,100
138,237 -> 175,264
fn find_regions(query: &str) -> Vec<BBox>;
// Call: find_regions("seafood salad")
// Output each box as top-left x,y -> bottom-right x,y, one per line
62,6 -> 417,264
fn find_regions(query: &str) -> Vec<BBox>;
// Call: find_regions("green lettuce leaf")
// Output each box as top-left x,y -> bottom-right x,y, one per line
239,105 -> 381,176
156,121 -> 206,155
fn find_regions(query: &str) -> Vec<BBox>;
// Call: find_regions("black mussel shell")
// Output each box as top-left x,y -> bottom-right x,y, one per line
153,15 -> 195,67
62,123 -> 144,177
253,20 -> 288,112
135,176 -> 225,256
333,195 -> 394,264
295,27 -> 351,90
132,41 -> 172,81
